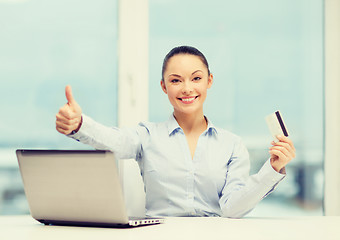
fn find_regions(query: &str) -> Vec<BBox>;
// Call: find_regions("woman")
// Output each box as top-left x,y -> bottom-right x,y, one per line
56,46 -> 295,218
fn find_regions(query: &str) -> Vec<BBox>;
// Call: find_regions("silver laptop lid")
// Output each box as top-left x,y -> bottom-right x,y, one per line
16,150 -> 130,225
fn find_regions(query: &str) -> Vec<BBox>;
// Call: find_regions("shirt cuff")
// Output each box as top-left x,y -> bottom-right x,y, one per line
257,158 -> 286,188
67,114 -> 91,141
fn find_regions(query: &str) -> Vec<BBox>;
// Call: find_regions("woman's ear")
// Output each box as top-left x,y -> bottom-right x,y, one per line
207,73 -> 213,89
160,80 -> 167,94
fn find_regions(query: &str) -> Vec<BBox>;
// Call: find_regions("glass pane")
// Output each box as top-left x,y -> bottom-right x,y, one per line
0,0 -> 118,214
149,0 -> 323,216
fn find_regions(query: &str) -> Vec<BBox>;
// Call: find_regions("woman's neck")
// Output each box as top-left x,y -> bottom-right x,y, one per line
173,110 -> 207,134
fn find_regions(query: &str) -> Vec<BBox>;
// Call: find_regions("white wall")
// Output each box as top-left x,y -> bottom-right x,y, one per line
325,0 -> 340,216
118,0 -> 148,217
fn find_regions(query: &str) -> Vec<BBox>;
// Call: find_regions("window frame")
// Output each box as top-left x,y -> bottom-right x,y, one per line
324,0 -> 340,216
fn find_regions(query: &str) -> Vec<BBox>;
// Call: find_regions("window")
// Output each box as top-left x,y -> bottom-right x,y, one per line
149,0 -> 324,216
0,0 -> 324,217
0,0 -> 118,214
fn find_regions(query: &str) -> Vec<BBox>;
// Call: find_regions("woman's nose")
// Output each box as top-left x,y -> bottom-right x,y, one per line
182,80 -> 193,94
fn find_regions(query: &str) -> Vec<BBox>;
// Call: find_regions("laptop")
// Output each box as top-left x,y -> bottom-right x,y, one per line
16,149 -> 164,227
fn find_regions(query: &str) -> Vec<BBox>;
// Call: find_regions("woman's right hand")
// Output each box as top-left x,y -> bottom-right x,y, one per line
56,85 -> 82,135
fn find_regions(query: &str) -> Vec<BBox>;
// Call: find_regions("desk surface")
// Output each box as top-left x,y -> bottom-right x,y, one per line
1,215 -> 340,240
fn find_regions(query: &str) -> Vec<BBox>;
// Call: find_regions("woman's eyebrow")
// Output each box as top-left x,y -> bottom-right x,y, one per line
168,73 -> 182,78
191,70 -> 203,75
168,70 -> 202,78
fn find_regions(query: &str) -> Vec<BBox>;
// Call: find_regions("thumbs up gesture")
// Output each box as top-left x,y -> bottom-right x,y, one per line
56,85 -> 83,135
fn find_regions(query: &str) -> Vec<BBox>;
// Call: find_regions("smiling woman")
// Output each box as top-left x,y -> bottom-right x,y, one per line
161,53 -> 213,120
56,45 -> 295,218
159,47 -> 214,160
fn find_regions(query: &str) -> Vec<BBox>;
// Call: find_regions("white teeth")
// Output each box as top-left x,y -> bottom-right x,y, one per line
182,97 -> 195,102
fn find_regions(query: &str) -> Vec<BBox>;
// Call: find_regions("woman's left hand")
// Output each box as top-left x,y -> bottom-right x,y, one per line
269,135 -> 296,173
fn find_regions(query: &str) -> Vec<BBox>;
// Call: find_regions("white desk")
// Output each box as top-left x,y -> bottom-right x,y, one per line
1,215 -> 340,240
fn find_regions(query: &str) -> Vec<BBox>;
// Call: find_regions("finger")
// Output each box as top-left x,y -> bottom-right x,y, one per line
65,85 -> 76,106
269,149 -> 289,162
56,120 -> 79,133
276,135 -> 296,151
55,120 -> 72,131
272,141 -> 294,155
56,126 -> 67,135
56,126 -> 73,135
270,145 -> 295,163
56,113 -> 80,126
58,105 -> 78,120
274,141 -> 296,158
270,145 -> 292,159
56,124 -> 71,135
273,136 -> 296,155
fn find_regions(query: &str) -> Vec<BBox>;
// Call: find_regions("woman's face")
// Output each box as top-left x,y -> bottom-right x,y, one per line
161,54 -> 213,117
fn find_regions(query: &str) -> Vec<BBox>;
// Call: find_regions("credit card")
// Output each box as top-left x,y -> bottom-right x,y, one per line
265,110 -> 289,142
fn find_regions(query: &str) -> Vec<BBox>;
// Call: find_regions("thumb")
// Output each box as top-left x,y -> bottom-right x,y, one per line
65,85 -> 76,106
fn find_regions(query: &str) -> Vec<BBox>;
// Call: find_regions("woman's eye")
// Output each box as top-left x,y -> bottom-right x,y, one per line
171,79 -> 180,83
193,77 -> 201,81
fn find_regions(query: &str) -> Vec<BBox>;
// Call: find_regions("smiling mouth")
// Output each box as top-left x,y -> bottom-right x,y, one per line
178,96 -> 199,103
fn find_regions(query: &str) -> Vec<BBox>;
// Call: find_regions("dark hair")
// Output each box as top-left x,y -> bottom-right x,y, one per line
161,46 -> 210,82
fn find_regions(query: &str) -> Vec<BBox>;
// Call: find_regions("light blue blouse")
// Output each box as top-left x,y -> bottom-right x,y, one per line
69,114 -> 285,218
